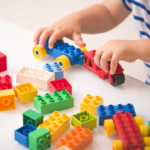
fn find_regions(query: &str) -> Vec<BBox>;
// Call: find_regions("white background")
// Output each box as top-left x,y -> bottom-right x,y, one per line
0,18 -> 150,150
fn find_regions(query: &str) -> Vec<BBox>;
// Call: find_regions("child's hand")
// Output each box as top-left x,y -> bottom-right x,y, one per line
34,13 -> 86,49
94,40 -> 138,74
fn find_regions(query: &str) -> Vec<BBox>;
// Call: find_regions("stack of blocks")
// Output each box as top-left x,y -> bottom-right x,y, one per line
0,75 -> 12,90
0,52 -> 7,72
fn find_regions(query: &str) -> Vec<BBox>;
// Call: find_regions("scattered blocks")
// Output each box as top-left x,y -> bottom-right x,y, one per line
49,78 -> 72,94
0,52 -> 7,72
80,94 -> 103,116
97,103 -> 136,126
37,111 -> 70,143
0,89 -> 16,111
34,89 -> 74,114
29,127 -> 51,150
14,83 -> 38,104
71,110 -> 97,130
15,123 -> 36,147
16,67 -> 55,90
56,126 -> 93,150
23,109 -> 44,127
56,146 -> 71,150
43,62 -> 64,80
0,75 -> 12,91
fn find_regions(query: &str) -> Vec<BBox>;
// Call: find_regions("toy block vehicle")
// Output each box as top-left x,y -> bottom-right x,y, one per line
104,110 -> 150,150
83,50 -> 125,86
33,38 -> 87,70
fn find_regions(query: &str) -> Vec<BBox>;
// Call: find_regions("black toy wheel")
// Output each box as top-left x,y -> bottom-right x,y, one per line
109,73 -> 125,86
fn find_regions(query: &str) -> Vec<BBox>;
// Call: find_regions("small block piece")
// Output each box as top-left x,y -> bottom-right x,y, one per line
80,94 -> 103,116
37,111 -> 70,143
34,89 -> 74,114
29,127 -> 51,150
71,110 -> 97,130
0,89 -> 16,111
56,146 -> 71,150
56,126 -> 93,150
0,52 -> 7,72
49,78 -> 72,94
14,83 -> 38,104
15,123 -> 36,147
148,121 -> 150,136
0,75 -> 12,91
43,62 -> 64,80
16,67 -> 55,90
97,103 -> 136,126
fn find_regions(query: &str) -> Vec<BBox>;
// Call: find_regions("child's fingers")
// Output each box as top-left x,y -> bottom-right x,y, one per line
73,32 -> 86,47
94,48 -> 103,67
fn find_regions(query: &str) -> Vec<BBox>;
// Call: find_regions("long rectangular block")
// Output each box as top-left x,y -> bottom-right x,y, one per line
80,94 -> 103,116
37,111 -> 70,143
16,67 -> 55,90
23,109 -> 44,127
43,62 -> 64,80
97,103 -> 136,126
56,126 -> 93,150
0,75 -> 12,91
0,89 -> 16,111
71,110 -> 97,130
0,52 -> 7,72
34,89 -> 74,114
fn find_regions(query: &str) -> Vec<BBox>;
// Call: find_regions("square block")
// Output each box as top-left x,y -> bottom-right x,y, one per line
14,83 -> 38,104
71,111 -> 97,130
56,126 -> 93,150
0,52 -> 7,72
56,146 -> 71,150
49,78 -> 72,94
34,89 -> 74,114
16,67 -> 55,90
29,127 -> 51,150
0,75 -> 12,91
38,111 -> 70,143
15,123 -> 36,147
43,62 -> 64,80
0,89 -> 16,111
97,103 -> 136,126
80,94 -> 103,116
23,109 -> 44,127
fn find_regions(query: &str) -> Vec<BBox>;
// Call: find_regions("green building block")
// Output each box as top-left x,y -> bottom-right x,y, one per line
23,109 -> 44,127
29,127 -> 51,150
71,110 -> 97,130
148,121 -> 150,135
34,89 -> 74,115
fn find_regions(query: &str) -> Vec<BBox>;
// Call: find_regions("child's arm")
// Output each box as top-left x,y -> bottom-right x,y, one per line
34,0 -> 130,49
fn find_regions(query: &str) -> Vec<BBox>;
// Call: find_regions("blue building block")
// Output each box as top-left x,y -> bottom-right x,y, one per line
37,38 -> 84,66
43,62 -> 64,80
97,103 -> 136,126
15,123 -> 36,147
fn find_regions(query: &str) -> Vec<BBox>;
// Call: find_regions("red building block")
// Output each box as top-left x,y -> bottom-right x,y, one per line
0,75 -> 12,91
0,52 -> 7,72
49,78 -> 72,94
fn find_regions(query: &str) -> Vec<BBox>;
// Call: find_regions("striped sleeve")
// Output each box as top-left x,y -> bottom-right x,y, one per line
122,0 -> 132,11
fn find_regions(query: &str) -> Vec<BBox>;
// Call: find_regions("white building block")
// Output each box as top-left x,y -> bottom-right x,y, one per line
56,146 -> 71,150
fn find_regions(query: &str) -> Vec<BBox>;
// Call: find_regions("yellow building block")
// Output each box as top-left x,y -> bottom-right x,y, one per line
38,111 -> 70,143
0,89 -> 16,111
80,94 -> 103,116
14,83 -> 38,104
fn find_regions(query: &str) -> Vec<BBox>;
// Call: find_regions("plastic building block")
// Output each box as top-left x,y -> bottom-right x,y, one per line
43,62 -> 64,80
0,89 -> 16,111
149,121 -> 150,135
71,110 -> 97,130
34,89 -> 74,114
97,103 -> 136,126
23,109 -> 44,127
29,127 -> 51,150
0,75 -> 12,91
56,126 -> 93,150
16,67 -> 55,90
38,111 -> 70,143
49,78 -> 72,94
0,52 -> 7,72
15,123 -> 36,147
56,146 -> 71,150
80,94 -> 103,116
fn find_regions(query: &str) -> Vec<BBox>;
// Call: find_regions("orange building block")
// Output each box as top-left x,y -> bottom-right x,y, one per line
14,83 -> 38,104
37,111 -> 70,143
56,126 -> 93,150
0,89 -> 16,111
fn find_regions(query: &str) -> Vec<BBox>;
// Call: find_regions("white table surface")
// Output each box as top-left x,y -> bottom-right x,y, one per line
0,17 -> 150,150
